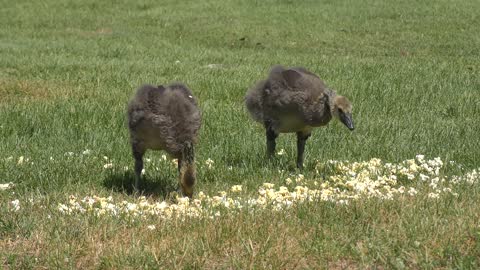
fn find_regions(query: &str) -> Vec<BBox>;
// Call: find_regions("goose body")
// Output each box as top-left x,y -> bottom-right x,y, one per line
128,83 -> 201,197
245,65 -> 354,168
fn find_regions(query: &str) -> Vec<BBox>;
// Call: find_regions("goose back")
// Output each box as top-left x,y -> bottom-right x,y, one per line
246,66 -> 333,132
128,83 -> 201,157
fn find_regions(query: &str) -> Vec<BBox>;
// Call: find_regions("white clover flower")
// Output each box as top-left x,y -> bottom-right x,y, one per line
283,200 -> 293,207
177,197 -> 190,205
228,166 -> 233,171
211,196 -> 224,207
95,209 -> 107,216
11,199 -> 20,211
141,169 -> 146,175
223,198 -> 233,208
294,186 -> 309,195
337,199 -> 349,205
192,199 -> 202,207
103,163 -> 113,169
408,187 -> 417,196
442,187 -> 452,193
126,203 -> 137,212
419,174 -> 429,181
146,158 -> 151,163
68,195 -> 77,204
231,185 -> 242,193
245,199 -> 257,206
105,203 -> 118,215
0,182 -> 14,191
155,201 -> 169,211
277,149 -> 286,156
205,158 -> 214,169
17,156 -> 24,165
58,204 -> 71,214
265,189 -> 276,200
433,157 -> 443,166
256,197 -> 267,205
82,197 -> 95,206
262,183 -> 275,189
147,225 -> 156,230
285,178 -> 293,185
161,154 -> 167,161
172,159 -> 178,166
198,191 -> 206,200
82,149 -> 91,155
428,193 -> 440,199
295,174 -> 304,183
409,163 -> 420,172
277,186 -> 289,195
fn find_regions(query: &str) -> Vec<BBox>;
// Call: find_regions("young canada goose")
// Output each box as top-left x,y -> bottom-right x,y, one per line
245,65 -> 354,169
127,83 -> 201,197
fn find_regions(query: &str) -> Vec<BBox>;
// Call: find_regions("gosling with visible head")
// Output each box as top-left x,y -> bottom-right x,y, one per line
245,65 -> 354,169
127,83 -> 201,197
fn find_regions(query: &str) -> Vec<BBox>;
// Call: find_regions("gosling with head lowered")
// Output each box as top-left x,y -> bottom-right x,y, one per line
245,65 -> 354,169
127,83 -> 201,197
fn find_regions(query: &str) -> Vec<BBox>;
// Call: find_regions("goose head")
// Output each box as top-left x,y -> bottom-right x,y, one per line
332,95 -> 354,130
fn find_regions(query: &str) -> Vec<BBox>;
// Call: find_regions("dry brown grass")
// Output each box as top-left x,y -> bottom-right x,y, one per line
0,78 -> 77,104
1,193 -> 480,269
1,211 -> 326,269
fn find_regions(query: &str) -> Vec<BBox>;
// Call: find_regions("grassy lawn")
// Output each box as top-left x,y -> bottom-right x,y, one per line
1,0 -> 480,268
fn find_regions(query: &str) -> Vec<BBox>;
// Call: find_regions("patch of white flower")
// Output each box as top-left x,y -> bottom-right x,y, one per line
47,155 -> 480,221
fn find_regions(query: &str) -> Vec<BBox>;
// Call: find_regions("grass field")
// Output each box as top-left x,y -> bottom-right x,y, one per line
1,0 -> 480,268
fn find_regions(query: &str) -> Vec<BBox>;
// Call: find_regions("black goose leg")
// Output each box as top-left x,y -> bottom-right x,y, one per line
177,157 -> 182,173
176,157 -> 185,197
132,143 -> 145,191
296,132 -> 311,169
265,123 -> 278,158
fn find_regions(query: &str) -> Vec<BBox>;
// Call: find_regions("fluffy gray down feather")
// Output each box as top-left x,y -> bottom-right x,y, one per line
127,83 -> 201,157
245,65 -> 333,128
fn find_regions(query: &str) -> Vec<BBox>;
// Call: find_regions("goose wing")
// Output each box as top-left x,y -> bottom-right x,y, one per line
264,67 -> 327,112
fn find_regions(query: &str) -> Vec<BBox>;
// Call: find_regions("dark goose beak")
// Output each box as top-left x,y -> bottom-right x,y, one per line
340,112 -> 354,131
